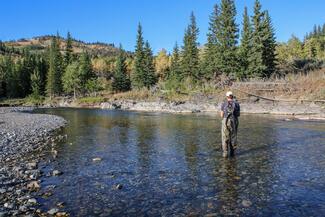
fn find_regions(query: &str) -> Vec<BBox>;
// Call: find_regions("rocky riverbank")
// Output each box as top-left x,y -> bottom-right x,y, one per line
98,99 -> 325,120
0,107 -> 67,216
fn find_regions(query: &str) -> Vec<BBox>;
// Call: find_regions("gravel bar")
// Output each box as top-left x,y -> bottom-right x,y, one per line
0,107 -> 67,216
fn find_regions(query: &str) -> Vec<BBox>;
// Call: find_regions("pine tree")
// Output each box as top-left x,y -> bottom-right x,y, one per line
143,41 -> 157,88
181,12 -> 200,81
5,57 -> 20,98
65,31 -> 73,66
132,23 -> 146,88
35,55 -> 48,95
78,51 -> 94,94
169,42 -> 182,80
202,4 -> 221,79
30,68 -> 42,97
238,7 -> 252,79
217,0 -> 239,76
248,0 -> 266,78
46,34 -> 63,98
19,49 -> 36,97
112,45 -> 131,92
261,11 -> 277,77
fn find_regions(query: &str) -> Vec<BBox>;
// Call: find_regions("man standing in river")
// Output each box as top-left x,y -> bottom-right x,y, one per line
220,91 -> 240,157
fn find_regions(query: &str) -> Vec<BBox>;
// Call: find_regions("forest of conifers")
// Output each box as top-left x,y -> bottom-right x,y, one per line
0,0 -> 324,99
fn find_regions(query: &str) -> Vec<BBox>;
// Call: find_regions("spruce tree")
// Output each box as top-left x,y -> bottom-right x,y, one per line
181,12 -> 200,81
261,11 -> 277,77
132,23 -> 146,88
5,57 -> 20,98
46,34 -> 63,98
65,31 -> 73,66
112,45 -> 131,92
217,0 -> 239,76
238,7 -> 252,79
78,52 -> 94,94
202,4 -> 221,79
30,68 -> 42,97
248,0 -> 266,78
169,42 -> 182,80
143,41 -> 157,88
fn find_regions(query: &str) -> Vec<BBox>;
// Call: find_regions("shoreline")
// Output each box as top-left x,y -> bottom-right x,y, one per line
51,99 -> 325,120
0,107 -> 67,216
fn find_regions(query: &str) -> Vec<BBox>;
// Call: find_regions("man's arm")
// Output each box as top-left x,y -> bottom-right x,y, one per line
236,103 -> 240,117
220,102 -> 225,118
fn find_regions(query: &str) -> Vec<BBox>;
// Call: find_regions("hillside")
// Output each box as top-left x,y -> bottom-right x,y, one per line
3,35 -> 121,57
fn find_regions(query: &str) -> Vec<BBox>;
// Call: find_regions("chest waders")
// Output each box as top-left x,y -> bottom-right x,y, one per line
225,103 -> 235,157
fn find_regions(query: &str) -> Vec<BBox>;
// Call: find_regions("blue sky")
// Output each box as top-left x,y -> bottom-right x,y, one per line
1,0 -> 324,53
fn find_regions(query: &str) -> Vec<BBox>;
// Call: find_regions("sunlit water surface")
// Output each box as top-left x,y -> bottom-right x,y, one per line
36,108 -> 325,216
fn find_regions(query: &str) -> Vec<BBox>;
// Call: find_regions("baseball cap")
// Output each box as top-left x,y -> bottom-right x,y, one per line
226,91 -> 233,97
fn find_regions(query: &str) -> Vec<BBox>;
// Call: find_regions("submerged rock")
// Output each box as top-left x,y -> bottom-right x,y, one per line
47,208 -> 59,215
27,181 -> 40,191
92,157 -> 102,162
52,170 -> 63,176
242,199 -> 252,207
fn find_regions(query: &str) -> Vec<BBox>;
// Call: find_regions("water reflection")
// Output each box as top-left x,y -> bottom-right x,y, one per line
36,108 -> 325,216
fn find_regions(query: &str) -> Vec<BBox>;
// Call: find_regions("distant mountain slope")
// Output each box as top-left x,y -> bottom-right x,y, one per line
3,35 -> 121,57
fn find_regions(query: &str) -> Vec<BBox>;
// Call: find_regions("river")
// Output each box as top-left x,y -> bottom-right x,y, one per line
35,108 -> 325,216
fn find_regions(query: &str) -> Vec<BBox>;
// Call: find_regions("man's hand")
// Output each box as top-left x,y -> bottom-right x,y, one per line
220,111 -> 224,118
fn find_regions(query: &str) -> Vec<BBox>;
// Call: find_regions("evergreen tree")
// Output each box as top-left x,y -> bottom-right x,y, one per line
261,11 -> 277,77
169,42 -> 182,80
217,0 -> 239,76
63,62 -> 80,99
46,34 -> 63,98
112,45 -> 131,92
30,68 -> 42,97
181,12 -> 200,81
19,49 -> 35,97
202,4 -> 221,79
143,41 -> 157,88
65,31 -> 74,65
248,0 -> 266,78
238,7 -> 252,79
5,57 -> 20,98
78,51 -> 94,94
132,23 -> 146,88
35,55 -> 48,95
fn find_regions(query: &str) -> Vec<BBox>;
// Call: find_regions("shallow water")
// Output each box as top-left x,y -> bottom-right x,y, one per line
36,108 -> 325,216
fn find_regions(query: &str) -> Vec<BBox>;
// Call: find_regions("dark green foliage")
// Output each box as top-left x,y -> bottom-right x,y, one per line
248,1 -> 277,78
112,46 -> 131,92
238,7 -> 252,79
46,34 -> 63,97
5,57 -> 20,98
202,4 -> 221,79
248,0 -> 266,78
217,0 -> 239,76
65,31 -> 74,65
132,23 -> 157,89
78,52 -> 95,93
30,68 -> 42,97
19,49 -> 35,96
261,11 -> 277,77
143,41 -> 157,88
132,23 -> 146,88
181,12 -> 200,81
169,42 -> 182,80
